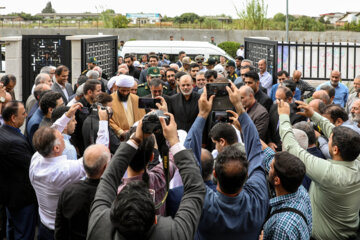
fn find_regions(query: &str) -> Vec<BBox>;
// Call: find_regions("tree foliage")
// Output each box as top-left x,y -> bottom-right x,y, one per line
236,0 -> 267,30
218,41 -> 241,58
112,15 -> 129,28
41,1 -> 56,14
290,16 -> 325,31
174,13 -> 204,23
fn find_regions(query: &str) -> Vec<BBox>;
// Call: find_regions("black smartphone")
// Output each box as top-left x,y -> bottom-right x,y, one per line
206,83 -> 233,111
213,111 -> 233,123
138,98 -> 161,109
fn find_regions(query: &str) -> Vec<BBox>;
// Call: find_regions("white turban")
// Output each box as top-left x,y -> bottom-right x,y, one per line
115,75 -> 135,88
107,76 -> 118,90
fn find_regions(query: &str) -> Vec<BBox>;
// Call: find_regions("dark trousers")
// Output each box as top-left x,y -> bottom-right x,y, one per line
6,203 -> 37,240
38,222 -> 54,240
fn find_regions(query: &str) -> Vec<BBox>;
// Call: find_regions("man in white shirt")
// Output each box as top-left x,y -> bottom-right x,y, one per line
29,103 -> 109,240
258,59 -> 273,97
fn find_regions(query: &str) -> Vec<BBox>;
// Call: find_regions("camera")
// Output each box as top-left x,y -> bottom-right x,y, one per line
206,83 -> 233,111
92,103 -> 113,119
213,111 -> 233,123
142,110 -> 170,134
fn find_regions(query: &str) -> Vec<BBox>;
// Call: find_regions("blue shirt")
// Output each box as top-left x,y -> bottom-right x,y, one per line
27,108 -> 44,143
316,81 -> 349,107
270,83 -> 302,102
62,134 -> 77,160
262,147 -> 312,240
196,113 -> 269,240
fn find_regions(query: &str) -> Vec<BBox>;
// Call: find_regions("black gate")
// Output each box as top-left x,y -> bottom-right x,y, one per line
22,35 -> 71,101
81,36 -> 118,79
244,37 -> 278,84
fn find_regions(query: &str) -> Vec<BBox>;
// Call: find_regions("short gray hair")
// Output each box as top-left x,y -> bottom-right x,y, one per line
40,66 -> 56,75
293,129 -> 309,150
83,145 -> 110,178
86,70 -> 100,80
34,73 -> 50,85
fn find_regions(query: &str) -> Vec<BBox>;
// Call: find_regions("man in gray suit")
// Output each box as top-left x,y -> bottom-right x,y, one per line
51,65 -> 73,105
239,85 -> 269,141
87,113 -> 206,240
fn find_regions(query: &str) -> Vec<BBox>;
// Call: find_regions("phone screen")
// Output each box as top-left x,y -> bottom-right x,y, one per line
138,98 -> 161,109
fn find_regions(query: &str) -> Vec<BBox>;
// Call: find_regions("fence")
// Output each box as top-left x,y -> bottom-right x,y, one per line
245,38 -> 360,81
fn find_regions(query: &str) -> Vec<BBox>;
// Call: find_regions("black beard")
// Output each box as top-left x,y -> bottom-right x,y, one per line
117,91 -> 129,102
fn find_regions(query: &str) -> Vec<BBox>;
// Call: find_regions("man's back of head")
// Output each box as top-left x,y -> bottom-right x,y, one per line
83,144 -> 110,179
331,126 -> 360,161
322,104 -> 348,125
215,145 -> 248,195
86,70 -> 100,80
32,127 -> 58,158
201,148 -> 214,181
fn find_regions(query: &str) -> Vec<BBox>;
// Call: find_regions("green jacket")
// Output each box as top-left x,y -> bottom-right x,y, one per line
137,82 -> 168,97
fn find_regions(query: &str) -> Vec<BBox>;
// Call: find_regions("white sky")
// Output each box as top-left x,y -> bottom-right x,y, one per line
0,0 -> 358,18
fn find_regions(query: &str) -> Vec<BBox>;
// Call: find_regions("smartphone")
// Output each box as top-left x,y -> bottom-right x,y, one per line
206,83 -> 233,111
213,111 -> 233,123
138,98 -> 161,109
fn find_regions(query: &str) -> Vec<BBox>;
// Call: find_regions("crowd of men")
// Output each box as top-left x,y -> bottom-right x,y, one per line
0,50 -> 360,240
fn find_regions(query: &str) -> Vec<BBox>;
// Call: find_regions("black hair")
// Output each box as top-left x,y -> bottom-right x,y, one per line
204,70 -> 217,80
190,63 -> 200,70
293,121 -> 316,146
39,90 -> 52,103
235,56 -> 244,61
178,51 -> 185,56
77,75 -> 88,85
149,55 -> 159,61
83,79 -> 101,95
244,70 -> 260,82
165,68 -> 177,76
110,180 -> 155,239
0,74 -> 16,86
148,78 -> 164,88
323,104 -> 348,123
283,80 -> 296,92
209,122 -> 237,145
215,145 -> 248,194
277,70 -> 289,77
175,71 -> 187,80
2,101 -> 22,122
94,92 -> 113,105
51,106 -> 69,123
320,85 -> 335,99
273,152 -> 305,193
55,65 -> 69,76
332,126 -> 360,161
318,101 -> 326,114
40,91 -> 62,115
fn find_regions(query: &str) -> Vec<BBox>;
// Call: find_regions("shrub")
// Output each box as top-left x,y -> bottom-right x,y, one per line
218,41 -> 241,58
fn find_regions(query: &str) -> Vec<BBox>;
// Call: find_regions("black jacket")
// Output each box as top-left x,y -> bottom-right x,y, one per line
0,125 -> 37,210
72,97 -> 92,156
55,178 -> 100,240
128,65 -> 140,80
255,89 -> 273,112
168,92 -> 200,132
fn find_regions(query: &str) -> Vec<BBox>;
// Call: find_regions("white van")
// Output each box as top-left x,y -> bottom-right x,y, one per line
120,40 -> 234,63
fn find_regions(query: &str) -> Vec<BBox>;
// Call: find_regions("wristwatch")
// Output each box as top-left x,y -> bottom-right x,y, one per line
0,97 -> 5,103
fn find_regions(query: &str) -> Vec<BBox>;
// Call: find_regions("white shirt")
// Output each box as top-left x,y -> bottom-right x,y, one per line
259,71 -> 273,97
55,81 -> 69,101
236,48 -> 244,57
29,112 -> 109,230
66,97 -> 78,107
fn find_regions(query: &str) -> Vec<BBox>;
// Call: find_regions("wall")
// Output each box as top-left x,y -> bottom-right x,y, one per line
0,28 -> 360,43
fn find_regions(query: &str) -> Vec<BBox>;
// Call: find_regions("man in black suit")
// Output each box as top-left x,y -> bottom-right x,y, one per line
55,144 -> 110,240
243,71 -> 272,112
0,101 -> 37,240
168,74 -> 200,132
51,65 -> 74,105
267,86 -> 306,151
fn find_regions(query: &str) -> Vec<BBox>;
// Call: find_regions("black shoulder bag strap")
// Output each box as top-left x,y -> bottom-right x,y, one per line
268,207 -> 308,225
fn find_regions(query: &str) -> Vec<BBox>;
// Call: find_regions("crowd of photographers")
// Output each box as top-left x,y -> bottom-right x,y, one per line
0,50 -> 360,240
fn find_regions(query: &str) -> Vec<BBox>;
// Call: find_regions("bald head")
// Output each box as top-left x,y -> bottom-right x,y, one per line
330,70 -> 341,87
292,70 -> 302,83
35,73 -> 52,87
309,99 -> 325,114
83,144 -> 111,179
258,59 -> 266,73
34,83 -> 51,101
239,85 -> 255,108
312,90 -> 330,104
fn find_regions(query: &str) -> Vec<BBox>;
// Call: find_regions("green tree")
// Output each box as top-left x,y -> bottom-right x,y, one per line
112,15 -> 129,28
174,13 -> 204,23
290,16 -> 325,31
273,13 -> 285,22
218,41 -> 241,58
41,1 -> 56,13
236,0 -> 267,30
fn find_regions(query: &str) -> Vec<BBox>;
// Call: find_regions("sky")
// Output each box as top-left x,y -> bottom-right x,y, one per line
0,0 -> 358,18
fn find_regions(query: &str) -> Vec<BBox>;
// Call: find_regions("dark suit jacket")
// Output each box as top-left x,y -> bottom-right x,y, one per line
51,81 -> 74,105
87,143 -> 205,240
168,92 -> 200,132
255,89 -> 272,112
268,103 -> 307,150
55,178 -> 100,240
0,125 -> 36,210
247,101 -> 269,141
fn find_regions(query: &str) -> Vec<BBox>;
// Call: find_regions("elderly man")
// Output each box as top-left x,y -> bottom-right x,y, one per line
194,72 -> 207,92
258,59 -> 273,96
110,75 -> 145,139
137,67 -> 168,97
292,70 -> 315,100
55,144 -> 110,240
239,85 -> 269,141
312,90 -> 331,105
350,99 -> 360,128
168,74 -> 200,132
345,75 -> 360,113
51,65 -> 74,105
316,70 -> 348,107
26,73 -> 53,113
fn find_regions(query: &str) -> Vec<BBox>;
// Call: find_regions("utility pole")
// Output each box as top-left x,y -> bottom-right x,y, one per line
286,0 -> 289,42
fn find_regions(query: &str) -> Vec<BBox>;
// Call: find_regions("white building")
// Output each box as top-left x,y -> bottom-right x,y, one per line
126,13 -> 162,24
336,12 -> 360,26
320,12 -> 344,24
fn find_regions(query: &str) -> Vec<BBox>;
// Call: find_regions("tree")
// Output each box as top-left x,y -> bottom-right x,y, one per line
273,13 -> 286,22
112,15 -> 129,28
236,0 -> 268,30
41,1 -> 56,13
174,13 -> 204,23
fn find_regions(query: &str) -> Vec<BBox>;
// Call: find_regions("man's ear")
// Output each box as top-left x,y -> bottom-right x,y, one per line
274,176 -> 281,187
219,138 -> 226,147
332,145 -> 340,156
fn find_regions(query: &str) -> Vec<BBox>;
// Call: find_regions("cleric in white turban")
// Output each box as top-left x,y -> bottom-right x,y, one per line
109,74 -> 145,137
